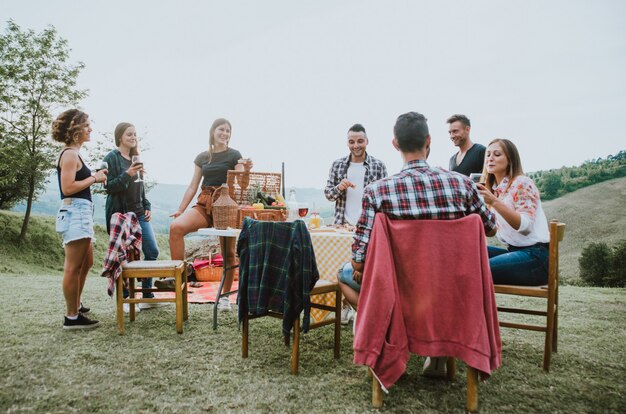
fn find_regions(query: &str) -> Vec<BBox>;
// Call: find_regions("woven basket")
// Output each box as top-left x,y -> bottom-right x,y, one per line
238,208 -> 287,228
226,171 -> 282,206
195,265 -> 239,282
212,183 -> 239,229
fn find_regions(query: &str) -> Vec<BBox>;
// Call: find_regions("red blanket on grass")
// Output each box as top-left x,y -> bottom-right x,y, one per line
153,281 -> 238,304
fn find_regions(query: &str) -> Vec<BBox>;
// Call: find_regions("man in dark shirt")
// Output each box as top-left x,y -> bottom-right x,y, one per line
447,114 -> 486,176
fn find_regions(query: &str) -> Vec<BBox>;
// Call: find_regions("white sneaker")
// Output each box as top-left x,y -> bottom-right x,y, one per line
217,297 -> 232,311
341,305 -> 355,325
123,303 -> 140,314
139,302 -> 168,310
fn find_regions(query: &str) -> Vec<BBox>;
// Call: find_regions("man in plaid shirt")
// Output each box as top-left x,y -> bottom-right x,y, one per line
339,112 -> 496,308
324,123 -> 388,226
340,111 -> 497,377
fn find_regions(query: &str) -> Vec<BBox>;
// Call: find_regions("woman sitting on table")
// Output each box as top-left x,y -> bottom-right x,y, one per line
477,138 -> 550,286
169,118 -> 252,311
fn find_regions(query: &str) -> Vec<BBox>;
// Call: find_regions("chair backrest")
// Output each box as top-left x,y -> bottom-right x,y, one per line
354,214 -> 502,388
547,220 -> 566,290
237,218 -> 319,337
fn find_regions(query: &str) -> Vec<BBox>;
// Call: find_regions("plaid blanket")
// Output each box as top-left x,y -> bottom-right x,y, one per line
237,218 -> 319,342
101,212 -> 142,296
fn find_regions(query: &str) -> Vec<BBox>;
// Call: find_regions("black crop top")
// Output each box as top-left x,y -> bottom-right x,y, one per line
56,148 -> 92,201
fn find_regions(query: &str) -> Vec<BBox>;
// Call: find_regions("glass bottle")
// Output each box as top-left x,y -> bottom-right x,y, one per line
287,188 -> 299,222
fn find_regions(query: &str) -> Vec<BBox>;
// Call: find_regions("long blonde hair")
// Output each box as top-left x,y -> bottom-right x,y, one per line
483,138 -> 524,193
207,118 -> 232,163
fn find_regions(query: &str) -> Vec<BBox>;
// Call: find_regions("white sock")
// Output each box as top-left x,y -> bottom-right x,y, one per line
66,314 -> 78,320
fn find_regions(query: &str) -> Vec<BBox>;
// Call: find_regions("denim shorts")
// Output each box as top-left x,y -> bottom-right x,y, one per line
338,261 -> 361,292
55,198 -> 95,246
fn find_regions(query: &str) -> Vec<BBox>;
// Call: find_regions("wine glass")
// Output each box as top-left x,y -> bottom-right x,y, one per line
97,160 -> 108,187
298,202 -> 309,218
131,155 -> 143,182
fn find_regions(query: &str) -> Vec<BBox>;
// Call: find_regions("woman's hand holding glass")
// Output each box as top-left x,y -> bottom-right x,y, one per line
126,158 -> 144,179
476,183 -> 498,207
237,158 -> 253,171
92,169 -> 108,184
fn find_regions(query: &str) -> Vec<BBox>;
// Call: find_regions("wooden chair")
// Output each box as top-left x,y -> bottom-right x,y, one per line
117,254 -> 188,335
493,220 -> 566,372
361,214 -> 501,413
238,218 -> 341,375
242,279 -> 342,375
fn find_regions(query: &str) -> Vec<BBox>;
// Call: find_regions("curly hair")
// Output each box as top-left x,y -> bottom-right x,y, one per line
51,109 -> 89,145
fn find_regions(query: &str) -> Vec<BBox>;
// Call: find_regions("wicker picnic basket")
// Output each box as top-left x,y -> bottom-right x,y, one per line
195,265 -> 240,282
212,183 -> 239,229
238,208 -> 287,228
226,170 -> 282,206
194,255 -> 239,282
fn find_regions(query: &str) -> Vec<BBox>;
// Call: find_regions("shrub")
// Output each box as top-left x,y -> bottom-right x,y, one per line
607,240 -> 626,287
579,240 -> 626,287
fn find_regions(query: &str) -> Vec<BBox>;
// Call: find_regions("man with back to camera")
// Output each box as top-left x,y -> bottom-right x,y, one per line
339,111 -> 496,377
447,114 -> 486,176
324,123 -> 387,324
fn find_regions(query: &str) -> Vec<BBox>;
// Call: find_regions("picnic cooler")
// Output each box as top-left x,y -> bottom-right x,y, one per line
226,170 -> 286,228
193,255 -> 239,282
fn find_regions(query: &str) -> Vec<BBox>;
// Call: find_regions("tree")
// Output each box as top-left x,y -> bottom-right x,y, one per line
0,20 -> 87,242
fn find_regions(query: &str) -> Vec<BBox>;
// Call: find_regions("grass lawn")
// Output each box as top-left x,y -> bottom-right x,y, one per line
1,273 -> 624,413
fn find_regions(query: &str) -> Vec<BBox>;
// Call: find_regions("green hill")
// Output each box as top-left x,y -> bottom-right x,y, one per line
2,177 -> 624,282
543,176 -> 626,282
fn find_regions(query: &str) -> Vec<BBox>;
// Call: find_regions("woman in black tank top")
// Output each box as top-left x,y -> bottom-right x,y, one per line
51,109 -> 108,330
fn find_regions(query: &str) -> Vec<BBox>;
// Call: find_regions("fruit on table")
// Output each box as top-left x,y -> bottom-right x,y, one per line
252,203 -> 264,210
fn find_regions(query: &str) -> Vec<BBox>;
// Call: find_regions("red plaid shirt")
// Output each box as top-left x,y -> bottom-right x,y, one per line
101,212 -> 142,296
352,160 -> 496,263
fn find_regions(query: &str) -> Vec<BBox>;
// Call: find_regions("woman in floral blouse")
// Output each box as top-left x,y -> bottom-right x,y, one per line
477,138 -> 550,285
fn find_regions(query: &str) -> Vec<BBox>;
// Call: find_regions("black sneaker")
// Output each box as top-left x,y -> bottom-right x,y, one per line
63,314 -> 100,330
78,303 -> 90,314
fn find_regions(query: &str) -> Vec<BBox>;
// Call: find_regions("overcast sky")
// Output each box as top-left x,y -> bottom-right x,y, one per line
3,0 -> 625,188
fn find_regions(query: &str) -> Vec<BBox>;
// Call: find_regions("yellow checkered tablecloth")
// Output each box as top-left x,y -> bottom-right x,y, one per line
310,231 -> 354,323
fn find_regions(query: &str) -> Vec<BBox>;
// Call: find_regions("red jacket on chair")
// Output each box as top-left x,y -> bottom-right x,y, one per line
353,214 -> 501,390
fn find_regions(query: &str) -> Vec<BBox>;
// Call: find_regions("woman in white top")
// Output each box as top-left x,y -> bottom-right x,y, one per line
477,138 -> 550,285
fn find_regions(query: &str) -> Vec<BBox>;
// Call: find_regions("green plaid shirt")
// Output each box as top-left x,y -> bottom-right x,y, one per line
237,218 -> 319,340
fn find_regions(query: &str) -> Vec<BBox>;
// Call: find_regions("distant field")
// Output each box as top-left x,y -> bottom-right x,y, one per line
543,176 -> 626,282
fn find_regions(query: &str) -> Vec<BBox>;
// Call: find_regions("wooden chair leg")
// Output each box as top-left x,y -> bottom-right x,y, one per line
183,266 -> 189,321
291,318 -> 300,375
242,313 -> 249,358
116,275 -> 125,335
372,369 -> 383,408
446,357 -> 456,381
333,287 -> 341,359
175,270 -> 183,334
466,366 -> 478,413
129,278 -> 136,321
552,307 -> 558,353
553,285 -> 559,353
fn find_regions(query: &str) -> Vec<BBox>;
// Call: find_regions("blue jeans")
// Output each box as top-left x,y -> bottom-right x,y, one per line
124,213 -> 159,298
338,262 -> 361,292
488,245 -> 548,286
